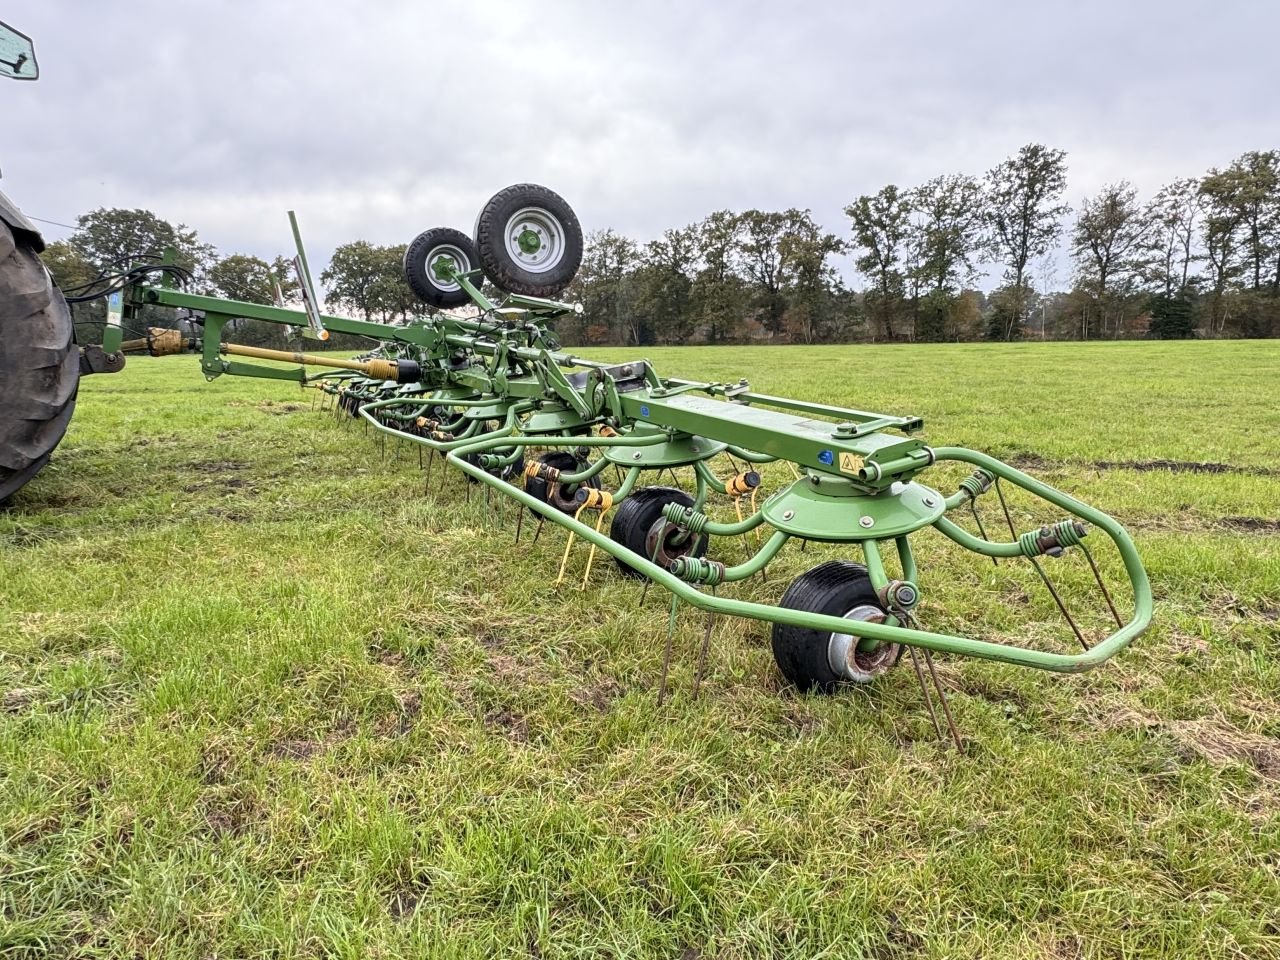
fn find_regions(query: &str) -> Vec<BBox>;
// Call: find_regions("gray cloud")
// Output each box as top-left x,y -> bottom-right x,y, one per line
2,0 -> 1274,283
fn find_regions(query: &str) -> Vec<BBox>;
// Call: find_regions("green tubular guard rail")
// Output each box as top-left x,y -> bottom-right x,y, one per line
375,420 -> 1154,674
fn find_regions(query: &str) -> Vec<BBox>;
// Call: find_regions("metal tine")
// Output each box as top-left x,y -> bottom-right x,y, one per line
996,478 -> 1090,651
906,646 -> 945,741
657,594 -> 681,705
691,587 -> 718,700
994,477 -> 1018,540
922,649 -> 963,752
1029,556 -> 1090,650
514,504 -> 525,544
969,501 -> 999,567
1081,541 -> 1123,628
639,530 -> 666,606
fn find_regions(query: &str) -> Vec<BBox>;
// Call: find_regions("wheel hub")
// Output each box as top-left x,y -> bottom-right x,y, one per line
505,207 -> 564,273
828,604 -> 900,683
427,246 -> 468,290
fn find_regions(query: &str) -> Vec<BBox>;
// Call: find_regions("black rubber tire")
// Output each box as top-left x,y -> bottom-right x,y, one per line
608,486 -> 706,579
0,220 -> 78,505
524,450 -> 600,514
473,184 -> 583,297
772,560 -> 900,693
404,227 -> 480,308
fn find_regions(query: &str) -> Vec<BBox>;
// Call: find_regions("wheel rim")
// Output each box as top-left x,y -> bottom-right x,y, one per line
426,245 -> 470,292
644,518 -> 702,567
503,207 -> 565,274
827,604 -> 899,683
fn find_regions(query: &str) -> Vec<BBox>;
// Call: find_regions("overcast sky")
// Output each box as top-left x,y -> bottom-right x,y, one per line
2,1 -> 1274,287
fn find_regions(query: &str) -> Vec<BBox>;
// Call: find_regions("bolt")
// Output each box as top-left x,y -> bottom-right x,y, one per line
633,452 -> 642,460
833,421 -> 857,438
782,510 -> 795,521
859,516 -> 874,528
923,496 -> 936,508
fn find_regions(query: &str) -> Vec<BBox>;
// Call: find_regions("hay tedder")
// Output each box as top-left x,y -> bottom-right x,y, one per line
0,25 -> 1151,743
2,182 -> 1153,741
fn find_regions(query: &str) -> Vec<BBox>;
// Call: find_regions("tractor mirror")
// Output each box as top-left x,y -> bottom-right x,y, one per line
0,21 -> 38,81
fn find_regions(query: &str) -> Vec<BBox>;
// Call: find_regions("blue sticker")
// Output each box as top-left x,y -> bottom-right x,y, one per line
818,449 -> 834,465
640,405 -> 650,417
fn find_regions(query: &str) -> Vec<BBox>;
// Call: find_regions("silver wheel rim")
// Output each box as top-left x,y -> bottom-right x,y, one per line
426,245 -> 469,292
828,604 -> 899,683
503,207 -> 565,274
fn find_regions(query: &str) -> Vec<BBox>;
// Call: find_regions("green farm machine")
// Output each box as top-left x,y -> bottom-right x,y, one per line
0,23 -> 1151,742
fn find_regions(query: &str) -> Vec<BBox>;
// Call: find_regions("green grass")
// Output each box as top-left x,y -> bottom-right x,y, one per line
1,339 -> 1277,959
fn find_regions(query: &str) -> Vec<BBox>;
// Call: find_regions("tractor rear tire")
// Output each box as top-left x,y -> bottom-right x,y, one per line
0,220 -> 78,505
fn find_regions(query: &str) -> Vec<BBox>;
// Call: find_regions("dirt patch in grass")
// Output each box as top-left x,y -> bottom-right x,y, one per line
1170,719 -> 1280,781
200,793 -> 261,838
1095,704 -> 1280,782
257,401 -> 306,415
387,875 -> 432,921
1218,516 -> 1280,534
207,507 -> 252,522
270,738 -> 324,761
484,707 -> 529,742
186,459 -> 251,474
1006,454 -> 1277,478
569,676 -> 623,713
3,686 -> 44,712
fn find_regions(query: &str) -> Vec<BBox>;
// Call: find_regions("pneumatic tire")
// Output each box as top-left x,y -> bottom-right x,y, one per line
473,184 -> 583,297
608,486 -> 706,579
772,561 -> 901,693
404,227 -> 480,309
0,220 -> 78,504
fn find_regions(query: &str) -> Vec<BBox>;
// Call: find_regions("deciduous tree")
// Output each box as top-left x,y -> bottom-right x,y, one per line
983,144 -> 1069,340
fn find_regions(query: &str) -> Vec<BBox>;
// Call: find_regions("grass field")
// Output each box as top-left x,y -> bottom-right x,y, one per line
1,340 -> 1278,959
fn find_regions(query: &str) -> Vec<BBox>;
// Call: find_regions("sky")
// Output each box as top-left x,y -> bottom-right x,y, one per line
1,0 -> 1274,289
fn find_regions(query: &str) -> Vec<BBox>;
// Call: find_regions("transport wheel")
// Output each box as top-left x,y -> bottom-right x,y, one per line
609,486 -> 706,579
404,227 -> 480,308
772,560 -> 901,693
473,184 -> 583,297
0,219 -> 78,504
524,450 -> 599,514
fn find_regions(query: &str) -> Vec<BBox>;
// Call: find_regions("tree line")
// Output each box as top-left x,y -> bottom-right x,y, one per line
40,142 -> 1280,349
562,144 -> 1280,345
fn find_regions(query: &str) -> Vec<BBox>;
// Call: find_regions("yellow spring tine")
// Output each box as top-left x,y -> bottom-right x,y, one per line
555,504 -> 588,586
580,507 -> 612,590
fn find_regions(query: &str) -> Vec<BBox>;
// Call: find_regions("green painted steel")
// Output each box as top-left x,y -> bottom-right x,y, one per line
122,245 -> 1153,682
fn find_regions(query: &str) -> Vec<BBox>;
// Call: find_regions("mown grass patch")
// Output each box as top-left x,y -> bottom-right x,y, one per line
1,340 -> 1277,958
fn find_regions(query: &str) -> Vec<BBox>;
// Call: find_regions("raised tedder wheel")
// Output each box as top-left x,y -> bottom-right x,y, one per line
473,183 -> 583,297
404,227 -> 481,309
772,560 -> 902,692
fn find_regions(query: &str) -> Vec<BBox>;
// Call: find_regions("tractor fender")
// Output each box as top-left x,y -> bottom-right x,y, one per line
0,186 -> 44,252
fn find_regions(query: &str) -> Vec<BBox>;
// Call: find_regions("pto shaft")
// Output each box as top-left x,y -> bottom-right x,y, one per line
218,344 -> 415,381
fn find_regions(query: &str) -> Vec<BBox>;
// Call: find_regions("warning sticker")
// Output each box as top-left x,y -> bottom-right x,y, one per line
839,452 -> 863,474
